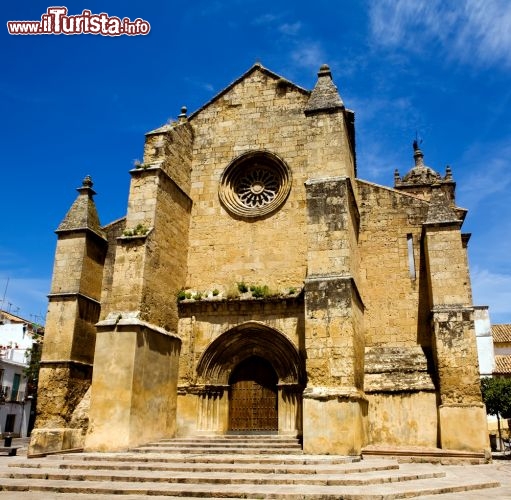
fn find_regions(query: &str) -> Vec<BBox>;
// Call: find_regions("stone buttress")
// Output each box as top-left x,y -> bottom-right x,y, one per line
29,177 -> 107,455
423,184 -> 488,452
302,65 -> 367,455
84,120 -> 193,451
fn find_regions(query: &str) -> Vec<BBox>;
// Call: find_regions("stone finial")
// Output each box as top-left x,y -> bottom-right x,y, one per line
394,169 -> 401,185
304,63 -> 344,115
318,64 -> 332,78
413,141 -> 425,168
77,175 -> 96,198
178,106 -> 188,123
56,175 -> 103,235
445,165 -> 453,181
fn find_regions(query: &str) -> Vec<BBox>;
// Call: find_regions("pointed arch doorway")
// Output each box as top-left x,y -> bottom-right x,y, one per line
196,321 -> 304,437
229,356 -> 278,431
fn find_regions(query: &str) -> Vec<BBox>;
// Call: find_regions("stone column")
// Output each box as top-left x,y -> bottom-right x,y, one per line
196,386 -> 228,435
278,384 -> 302,436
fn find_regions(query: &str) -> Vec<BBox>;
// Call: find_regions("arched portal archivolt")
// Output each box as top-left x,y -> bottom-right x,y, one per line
195,321 -> 304,436
196,321 -> 304,387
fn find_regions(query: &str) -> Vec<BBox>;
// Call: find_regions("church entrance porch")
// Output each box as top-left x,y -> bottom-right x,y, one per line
229,356 -> 278,432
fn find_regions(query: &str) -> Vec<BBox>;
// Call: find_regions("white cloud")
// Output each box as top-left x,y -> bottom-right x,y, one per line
253,13 -> 281,26
183,77 -> 215,93
290,41 -> 326,71
471,267 -> 511,321
0,277 -> 49,322
279,22 -> 302,36
458,140 -> 511,209
369,0 -> 511,69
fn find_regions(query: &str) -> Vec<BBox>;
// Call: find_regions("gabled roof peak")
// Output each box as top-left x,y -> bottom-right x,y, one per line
56,176 -> 105,238
187,62 -> 310,122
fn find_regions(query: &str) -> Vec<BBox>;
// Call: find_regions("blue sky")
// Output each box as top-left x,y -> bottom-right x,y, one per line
1,0 -> 510,324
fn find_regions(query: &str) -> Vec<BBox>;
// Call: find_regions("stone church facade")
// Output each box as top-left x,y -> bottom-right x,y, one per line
29,64 -> 489,457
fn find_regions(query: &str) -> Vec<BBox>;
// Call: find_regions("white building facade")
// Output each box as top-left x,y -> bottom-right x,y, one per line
0,311 -> 41,437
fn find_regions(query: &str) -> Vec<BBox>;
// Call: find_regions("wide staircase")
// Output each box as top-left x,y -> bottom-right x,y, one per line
0,435 -> 502,499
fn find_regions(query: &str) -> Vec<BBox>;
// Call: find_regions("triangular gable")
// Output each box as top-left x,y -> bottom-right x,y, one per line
188,63 -> 310,121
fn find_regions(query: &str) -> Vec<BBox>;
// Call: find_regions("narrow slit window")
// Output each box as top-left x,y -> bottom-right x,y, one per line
407,234 -> 416,279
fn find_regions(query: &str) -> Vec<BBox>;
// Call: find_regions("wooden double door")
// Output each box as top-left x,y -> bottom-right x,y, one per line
229,356 -> 278,431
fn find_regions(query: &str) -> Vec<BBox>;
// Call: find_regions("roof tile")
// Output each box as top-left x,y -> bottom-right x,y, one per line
492,324 -> 511,343
494,355 -> 511,374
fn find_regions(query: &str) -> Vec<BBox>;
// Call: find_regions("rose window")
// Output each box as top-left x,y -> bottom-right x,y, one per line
237,168 -> 279,208
219,151 -> 292,218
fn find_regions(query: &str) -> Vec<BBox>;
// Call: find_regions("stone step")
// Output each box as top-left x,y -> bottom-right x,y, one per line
5,465 -> 441,486
156,439 -> 301,446
162,435 -> 298,441
127,436 -> 302,455
143,441 -> 302,449
0,494 -> 226,500
66,452 -> 359,465
131,446 -> 304,454
11,458 -> 391,475
0,473 -> 500,499
0,437 -> 502,498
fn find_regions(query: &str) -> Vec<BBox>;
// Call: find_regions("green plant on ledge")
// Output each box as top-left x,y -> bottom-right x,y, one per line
177,290 -> 186,301
212,289 -> 220,296
251,285 -> 270,298
237,282 -> 249,293
134,160 -> 150,169
123,223 -> 149,237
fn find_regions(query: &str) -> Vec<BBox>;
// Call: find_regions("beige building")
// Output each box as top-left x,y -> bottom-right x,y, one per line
29,63 -> 489,457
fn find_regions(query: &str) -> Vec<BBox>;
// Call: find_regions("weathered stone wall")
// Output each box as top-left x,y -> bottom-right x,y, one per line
99,218 -> 126,320
35,363 -> 92,429
425,226 -> 471,306
356,181 -> 430,347
366,392 -> 438,447
304,111 -> 355,180
185,69 -> 311,293
364,345 -> 437,447
85,325 -> 180,451
105,168 -> 192,331
431,308 -> 482,404
144,122 -> 194,195
305,178 -> 360,282
140,171 -> 192,330
177,298 -> 304,387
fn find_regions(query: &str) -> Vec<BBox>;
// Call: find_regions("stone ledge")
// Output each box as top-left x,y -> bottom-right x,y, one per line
47,292 -> 101,305
178,293 -> 303,315
96,313 -> 180,340
303,386 -> 367,402
362,445 -> 490,464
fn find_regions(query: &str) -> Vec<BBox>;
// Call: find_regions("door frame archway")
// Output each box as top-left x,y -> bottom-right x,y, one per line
196,321 -> 304,436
